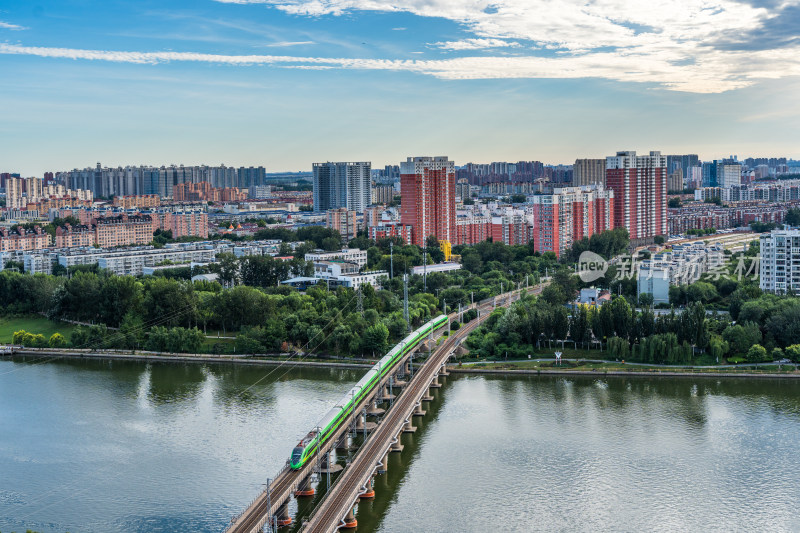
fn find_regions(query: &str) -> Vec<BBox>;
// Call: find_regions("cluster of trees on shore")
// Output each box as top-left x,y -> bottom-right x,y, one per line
470,273 -> 800,365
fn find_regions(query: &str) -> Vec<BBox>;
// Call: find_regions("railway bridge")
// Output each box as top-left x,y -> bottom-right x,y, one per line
226,286 -> 537,533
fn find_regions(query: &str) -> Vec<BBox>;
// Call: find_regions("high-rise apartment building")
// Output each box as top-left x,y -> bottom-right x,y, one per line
760,228 -> 800,294
456,178 -> 471,200
573,159 -> 606,187
666,154 -> 700,181
326,208 -> 358,241
400,156 -> 456,247
668,170 -> 684,193
312,162 -> 371,213
531,186 -> 615,257
6,177 -> 24,209
605,151 -> 667,242
718,162 -> 742,188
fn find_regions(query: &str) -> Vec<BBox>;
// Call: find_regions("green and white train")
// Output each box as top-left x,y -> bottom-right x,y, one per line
289,314 -> 448,470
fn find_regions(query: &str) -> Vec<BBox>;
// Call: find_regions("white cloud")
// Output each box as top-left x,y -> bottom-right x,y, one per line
432,38 -> 520,50
0,21 -> 27,30
4,41 -> 800,93
207,0 -> 800,92
265,40 -> 315,46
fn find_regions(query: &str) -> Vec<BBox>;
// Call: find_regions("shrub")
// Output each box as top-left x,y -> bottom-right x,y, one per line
48,333 -> 67,348
746,344 -> 767,363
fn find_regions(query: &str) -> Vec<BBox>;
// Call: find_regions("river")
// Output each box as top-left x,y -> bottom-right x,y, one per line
2,358 -> 800,532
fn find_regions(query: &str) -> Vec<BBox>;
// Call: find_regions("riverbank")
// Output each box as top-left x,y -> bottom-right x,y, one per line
2,348 -> 374,369
450,367 -> 800,379
7,349 -> 800,378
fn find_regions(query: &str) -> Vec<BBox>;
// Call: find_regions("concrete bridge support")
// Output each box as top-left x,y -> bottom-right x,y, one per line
381,384 -> 396,402
359,477 -> 375,500
390,435 -> 404,453
393,371 -> 408,388
294,474 -> 315,497
366,399 -> 384,417
341,506 -> 358,529
335,433 -> 350,451
402,419 -> 417,434
429,375 -> 442,389
413,402 -> 426,417
354,410 -> 365,431
378,449 -> 390,473
276,501 -> 292,527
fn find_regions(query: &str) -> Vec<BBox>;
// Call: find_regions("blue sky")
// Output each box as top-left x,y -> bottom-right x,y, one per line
1,0 -> 799,176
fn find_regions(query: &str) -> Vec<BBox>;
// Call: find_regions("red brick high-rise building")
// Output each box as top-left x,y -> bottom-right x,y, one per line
400,156 -> 456,247
605,151 -> 667,243
531,186 -> 615,257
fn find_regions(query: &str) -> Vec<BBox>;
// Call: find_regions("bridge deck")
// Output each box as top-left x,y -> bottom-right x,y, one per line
226,286 -> 537,533
300,288 -> 530,533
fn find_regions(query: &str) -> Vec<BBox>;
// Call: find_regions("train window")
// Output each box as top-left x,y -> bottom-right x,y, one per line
291,447 -> 303,462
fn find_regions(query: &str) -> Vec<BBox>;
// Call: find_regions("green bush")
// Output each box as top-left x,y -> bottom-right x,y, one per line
746,344 -> 767,363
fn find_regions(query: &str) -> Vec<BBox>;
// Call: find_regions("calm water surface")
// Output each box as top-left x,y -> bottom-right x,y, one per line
0,357 -> 360,533
3,358 -> 800,533
363,375 -> 800,533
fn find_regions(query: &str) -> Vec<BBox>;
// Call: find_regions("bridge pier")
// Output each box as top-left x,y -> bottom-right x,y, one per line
380,385 -> 396,402
316,450 -> 344,474
439,363 -> 450,376
413,402 -> 426,417
390,434 -> 404,453
378,449 -> 390,473
366,399 -> 385,417
294,474 -> 315,497
354,410 -> 365,431
402,418 -> 417,434
359,477 -> 375,500
276,501 -> 292,528
393,371 -> 408,388
340,506 -> 358,529
429,375 -> 442,388
335,433 -> 350,451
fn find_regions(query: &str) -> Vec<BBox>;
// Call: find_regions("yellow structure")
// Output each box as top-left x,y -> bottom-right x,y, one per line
438,239 -> 452,262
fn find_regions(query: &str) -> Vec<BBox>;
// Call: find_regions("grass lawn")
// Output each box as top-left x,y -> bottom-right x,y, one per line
0,315 -> 77,344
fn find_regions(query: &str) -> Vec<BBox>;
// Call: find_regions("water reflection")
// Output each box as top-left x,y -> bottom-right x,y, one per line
365,374 -> 800,533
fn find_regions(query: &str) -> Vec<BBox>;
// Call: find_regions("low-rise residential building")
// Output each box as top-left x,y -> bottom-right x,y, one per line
369,222 -> 413,243
310,260 -> 387,289
305,248 -> 367,268
0,226 -> 50,252
113,195 -> 161,209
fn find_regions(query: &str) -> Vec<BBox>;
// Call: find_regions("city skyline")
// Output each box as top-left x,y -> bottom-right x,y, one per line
2,0 -> 800,176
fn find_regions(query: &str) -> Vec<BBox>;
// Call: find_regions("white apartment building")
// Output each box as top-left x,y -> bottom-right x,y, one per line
637,243 -> 724,304
759,228 -> 800,294
305,248 -> 367,268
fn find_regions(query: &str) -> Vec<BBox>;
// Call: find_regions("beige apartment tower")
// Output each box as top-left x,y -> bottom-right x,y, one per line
573,159 -> 606,187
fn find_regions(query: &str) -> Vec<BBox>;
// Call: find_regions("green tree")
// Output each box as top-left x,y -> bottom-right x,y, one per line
119,311 -> 146,349
48,333 -> 67,348
361,322 -> 390,356
785,344 -> 800,363
723,322 -> 762,355
746,344 -> 767,363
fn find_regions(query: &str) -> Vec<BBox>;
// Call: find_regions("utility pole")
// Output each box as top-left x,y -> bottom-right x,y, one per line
389,241 -> 393,279
403,274 -> 410,331
357,286 -> 364,317
423,250 -> 427,293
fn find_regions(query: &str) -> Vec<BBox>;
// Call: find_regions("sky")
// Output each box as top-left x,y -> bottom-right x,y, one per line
1,0 -> 800,176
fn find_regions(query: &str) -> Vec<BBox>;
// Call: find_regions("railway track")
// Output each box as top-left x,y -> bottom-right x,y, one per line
227,286 -> 537,533
300,288 -> 532,533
